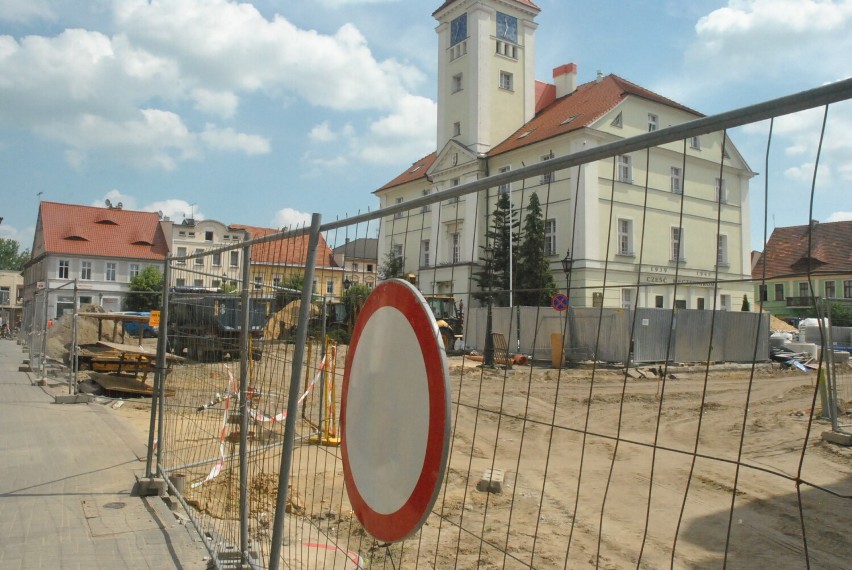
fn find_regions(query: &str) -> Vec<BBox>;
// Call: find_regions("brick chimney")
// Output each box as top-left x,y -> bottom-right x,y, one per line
553,63 -> 578,98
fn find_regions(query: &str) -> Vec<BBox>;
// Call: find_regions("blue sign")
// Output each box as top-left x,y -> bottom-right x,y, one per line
551,293 -> 569,312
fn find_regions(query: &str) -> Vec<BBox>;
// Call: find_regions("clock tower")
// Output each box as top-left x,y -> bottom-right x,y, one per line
433,0 -> 540,155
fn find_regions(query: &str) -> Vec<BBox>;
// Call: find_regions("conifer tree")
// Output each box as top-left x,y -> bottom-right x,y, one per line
515,192 -> 556,306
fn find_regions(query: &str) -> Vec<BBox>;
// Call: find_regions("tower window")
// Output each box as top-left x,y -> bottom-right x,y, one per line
452,73 -> 463,93
648,113 -> 659,132
499,71 -> 514,91
453,121 -> 461,137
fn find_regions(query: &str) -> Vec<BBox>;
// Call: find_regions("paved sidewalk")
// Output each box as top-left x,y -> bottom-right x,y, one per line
0,338 -> 210,569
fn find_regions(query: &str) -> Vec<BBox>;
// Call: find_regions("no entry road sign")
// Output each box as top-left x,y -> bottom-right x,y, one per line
341,279 -> 451,542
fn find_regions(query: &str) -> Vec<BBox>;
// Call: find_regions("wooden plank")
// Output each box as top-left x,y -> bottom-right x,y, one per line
91,373 -> 175,397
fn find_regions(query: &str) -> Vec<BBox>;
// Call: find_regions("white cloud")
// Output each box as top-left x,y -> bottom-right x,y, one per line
0,0 -> 429,173
273,208 -> 312,230
0,0 -> 54,23
200,125 -> 271,155
316,0 -> 399,7
309,122 -> 338,143
92,189 -> 137,211
358,94 -> 436,164
144,199 -> 205,222
826,211 -> 852,222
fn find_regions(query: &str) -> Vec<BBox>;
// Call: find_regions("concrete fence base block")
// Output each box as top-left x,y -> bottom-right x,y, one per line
821,430 -> 852,446
54,394 -> 94,404
476,468 -> 505,494
18,365 -> 32,372
134,477 -> 169,497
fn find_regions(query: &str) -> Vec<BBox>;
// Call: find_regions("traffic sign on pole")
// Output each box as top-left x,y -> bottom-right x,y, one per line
551,292 -> 569,312
341,279 -> 451,542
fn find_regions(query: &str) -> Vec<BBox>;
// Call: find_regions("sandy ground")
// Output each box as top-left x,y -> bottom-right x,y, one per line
43,315 -> 852,569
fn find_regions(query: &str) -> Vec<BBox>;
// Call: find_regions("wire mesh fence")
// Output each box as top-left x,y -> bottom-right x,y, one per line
133,79 -> 852,569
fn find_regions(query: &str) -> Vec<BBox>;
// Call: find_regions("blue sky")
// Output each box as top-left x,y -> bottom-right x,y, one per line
1,0 -> 851,253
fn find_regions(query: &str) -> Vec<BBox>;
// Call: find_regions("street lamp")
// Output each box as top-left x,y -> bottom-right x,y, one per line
483,243 -> 495,368
561,249 -> 573,299
561,249 -> 574,366
343,277 -> 352,291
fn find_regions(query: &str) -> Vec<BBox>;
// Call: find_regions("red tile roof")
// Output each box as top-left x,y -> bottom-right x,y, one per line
376,152 -> 437,193
490,74 -> 700,155
38,201 -> 169,260
753,220 -> 852,278
378,73 -> 702,191
231,225 -> 338,269
433,0 -> 540,16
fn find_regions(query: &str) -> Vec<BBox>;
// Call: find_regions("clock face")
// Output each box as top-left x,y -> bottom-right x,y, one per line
450,13 -> 467,46
496,12 -> 518,44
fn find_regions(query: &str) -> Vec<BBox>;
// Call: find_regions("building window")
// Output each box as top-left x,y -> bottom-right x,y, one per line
716,234 -> 728,267
697,297 -> 705,310
544,219 -> 557,256
775,283 -> 785,301
253,275 -> 262,290
648,113 -> 658,132
81,261 -> 92,280
498,165 -> 511,194
367,264 -> 373,272
844,280 -> 852,299
675,299 -> 687,309
670,167 -> 683,194
540,153 -> 554,184
716,178 -> 727,204
499,71 -> 513,91
825,280 -> 836,298
690,136 -> 701,150
617,219 -> 633,256
617,155 -> 632,183
212,279 -> 221,289
129,263 -> 140,280
621,288 -> 634,309
420,189 -> 431,213
671,227 -> 685,262
194,248 -> 204,265
422,239 -> 430,267
496,41 -> 517,59
799,282 -> 811,298
212,252 -> 221,267
176,247 -> 187,264
205,230 -> 214,242
391,243 -> 403,262
451,233 -> 460,264
720,294 -> 731,311
176,278 -> 186,287
272,276 -> 281,289
446,179 -> 460,204
352,263 -> 359,272
394,196 -> 404,219
759,284 -> 768,301
230,251 -> 239,267
655,295 -> 664,308
326,280 -> 334,295
194,279 -> 204,287
312,280 -> 318,294
452,73 -> 463,93
453,121 -> 461,137
58,260 -> 70,279
105,262 -> 116,282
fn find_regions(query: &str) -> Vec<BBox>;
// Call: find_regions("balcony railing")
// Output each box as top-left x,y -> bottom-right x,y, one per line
786,296 -> 818,307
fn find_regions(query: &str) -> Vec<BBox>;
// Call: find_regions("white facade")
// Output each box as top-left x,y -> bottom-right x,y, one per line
375,0 -> 754,312
166,219 -> 248,289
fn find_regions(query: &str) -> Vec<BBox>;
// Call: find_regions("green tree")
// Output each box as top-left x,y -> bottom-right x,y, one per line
378,249 -> 404,281
342,283 -> 371,328
0,238 -> 30,271
828,302 -> 852,327
741,294 -> 750,311
275,272 -> 304,308
473,192 -> 516,306
515,192 -> 556,306
125,266 -> 163,311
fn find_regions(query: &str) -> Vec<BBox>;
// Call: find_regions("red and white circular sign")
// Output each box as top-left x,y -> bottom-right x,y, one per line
341,279 -> 451,543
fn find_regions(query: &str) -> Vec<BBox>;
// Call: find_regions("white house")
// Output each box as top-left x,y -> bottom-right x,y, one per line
375,0 -> 754,312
